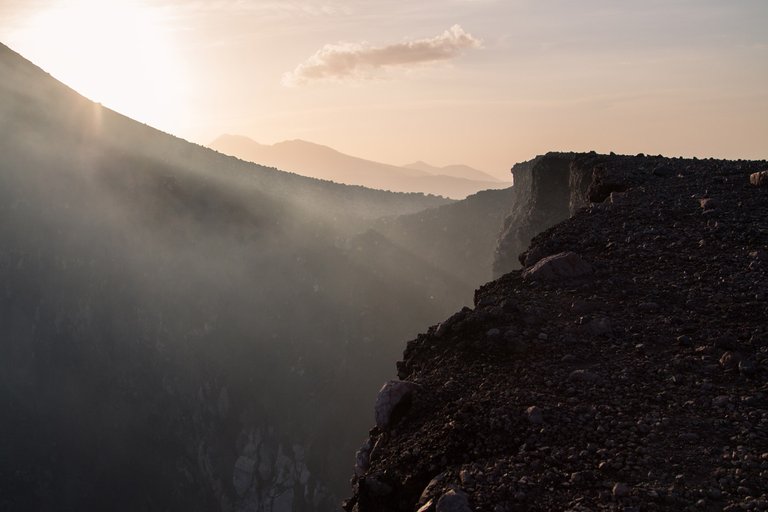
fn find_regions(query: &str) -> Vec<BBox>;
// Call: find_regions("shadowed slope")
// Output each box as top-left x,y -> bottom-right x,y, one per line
0,42 -> 474,512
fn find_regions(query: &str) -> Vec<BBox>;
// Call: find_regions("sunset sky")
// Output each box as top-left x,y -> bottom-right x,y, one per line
1,0 -> 766,178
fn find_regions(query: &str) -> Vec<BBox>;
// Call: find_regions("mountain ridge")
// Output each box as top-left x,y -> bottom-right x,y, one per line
403,160 -> 502,183
209,134 -> 510,199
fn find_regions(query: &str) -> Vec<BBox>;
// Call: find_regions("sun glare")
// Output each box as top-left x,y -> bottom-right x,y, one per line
8,0 -> 188,135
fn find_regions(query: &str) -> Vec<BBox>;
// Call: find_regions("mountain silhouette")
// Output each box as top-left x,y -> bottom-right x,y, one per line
210,134 -> 510,199
402,160 -> 502,183
0,42 -> 518,511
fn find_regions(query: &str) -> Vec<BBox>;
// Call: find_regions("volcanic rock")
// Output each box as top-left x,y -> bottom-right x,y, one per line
346,153 -> 768,512
522,252 -> 593,281
525,406 -> 544,425
750,170 -> 768,187
374,380 -> 420,430
436,490 -> 472,512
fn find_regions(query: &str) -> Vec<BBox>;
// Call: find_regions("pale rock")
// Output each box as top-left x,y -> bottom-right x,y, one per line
419,472 -> 447,504
374,380 -> 420,429
749,170 -> 768,187
523,252 -> 593,281
613,482 -> 630,498
526,405 -> 544,424
719,351 -> 742,369
437,489 -> 472,512
417,499 -> 435,512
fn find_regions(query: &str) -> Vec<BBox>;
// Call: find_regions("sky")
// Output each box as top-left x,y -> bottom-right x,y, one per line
1,0 -> 767,178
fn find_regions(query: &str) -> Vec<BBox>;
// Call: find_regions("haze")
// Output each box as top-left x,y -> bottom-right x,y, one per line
0,42 -> 480,508
1,0 -> 766,179
2,2 -> 767,510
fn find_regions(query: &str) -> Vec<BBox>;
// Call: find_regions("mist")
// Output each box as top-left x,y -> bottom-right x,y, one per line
0,43 -> 515,511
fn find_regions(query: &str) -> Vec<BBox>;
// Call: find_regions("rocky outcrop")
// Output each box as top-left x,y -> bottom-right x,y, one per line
346,153 -> 768,512
492,152 -> 651,276
492,153 -> 585,276
751,170 -> 768,187
375,381 -> 421,430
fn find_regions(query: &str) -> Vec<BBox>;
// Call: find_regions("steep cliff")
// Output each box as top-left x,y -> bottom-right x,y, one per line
346,153 -> 768,511
492,151 -> 638,276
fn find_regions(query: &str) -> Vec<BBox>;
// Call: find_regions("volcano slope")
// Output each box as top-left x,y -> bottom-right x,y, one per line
346,153 -> 768,511
0,42 -> 487,512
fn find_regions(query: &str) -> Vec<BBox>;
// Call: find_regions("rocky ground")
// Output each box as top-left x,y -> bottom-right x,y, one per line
345,154 -> 768,511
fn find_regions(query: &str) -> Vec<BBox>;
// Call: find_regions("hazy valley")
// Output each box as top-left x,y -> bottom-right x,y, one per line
0,43 -> 521,511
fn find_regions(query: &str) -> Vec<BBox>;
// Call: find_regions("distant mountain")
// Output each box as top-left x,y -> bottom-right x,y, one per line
403,160 -> 502,183
210,135 -> 510,199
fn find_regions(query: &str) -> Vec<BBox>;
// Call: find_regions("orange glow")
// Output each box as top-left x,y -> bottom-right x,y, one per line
8,0 -> 188,134
3,1 -> 765,173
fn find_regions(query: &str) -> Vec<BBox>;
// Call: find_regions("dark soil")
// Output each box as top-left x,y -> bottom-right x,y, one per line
346,154 -> 768,512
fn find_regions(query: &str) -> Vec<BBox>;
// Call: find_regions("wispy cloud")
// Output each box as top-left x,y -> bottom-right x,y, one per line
283,24 -> 482,86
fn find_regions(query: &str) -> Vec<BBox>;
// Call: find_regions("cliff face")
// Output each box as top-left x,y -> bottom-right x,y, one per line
492,151 -> 637,276
346,153 -> 768,512
493,153 -> 573,277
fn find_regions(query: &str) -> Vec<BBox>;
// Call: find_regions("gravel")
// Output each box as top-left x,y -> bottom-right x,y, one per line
346,153 -> 768,512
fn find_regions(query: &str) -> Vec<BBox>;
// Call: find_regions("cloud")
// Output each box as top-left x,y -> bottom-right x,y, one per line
283,24 -> 482,86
